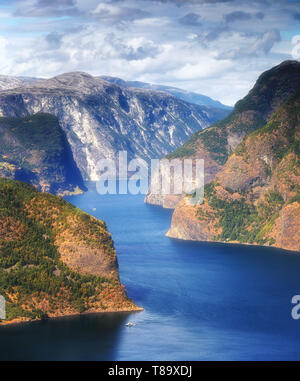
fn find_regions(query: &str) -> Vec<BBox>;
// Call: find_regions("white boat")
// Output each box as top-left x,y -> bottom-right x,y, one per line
125,322 -> 136,327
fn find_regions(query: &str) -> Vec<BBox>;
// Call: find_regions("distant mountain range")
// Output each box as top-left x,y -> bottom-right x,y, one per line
100,76 -> 232,110
0,74 -> 232,111
0,72 -> 230,192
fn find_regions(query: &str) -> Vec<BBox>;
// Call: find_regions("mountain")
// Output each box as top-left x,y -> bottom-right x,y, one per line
0,76 -> 23,91
0,113 -> 85,195
0,179 -> 140,325
145,60 -> 300,208
0,75 -> 41,91
0,72 -> 228,182
100,75 -> 232,110
167,90 -> 300,252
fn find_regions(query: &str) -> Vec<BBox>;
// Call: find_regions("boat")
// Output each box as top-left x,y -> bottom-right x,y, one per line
125,322 -> 136,327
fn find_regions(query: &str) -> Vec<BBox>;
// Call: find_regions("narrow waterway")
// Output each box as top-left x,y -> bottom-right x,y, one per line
1,184 -> 300,360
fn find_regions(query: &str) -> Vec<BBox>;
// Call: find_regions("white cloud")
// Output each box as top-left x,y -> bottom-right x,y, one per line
170,59 -> 233,80
0,0 -> 298,105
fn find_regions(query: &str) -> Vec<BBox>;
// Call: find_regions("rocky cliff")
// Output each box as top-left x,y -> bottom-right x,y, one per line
0,179 -> 140,325
0,113 -> 85,194
100,75 -> 232,110
0,72 -> 225,182
145,60 -> 300,209
167,90 -> 300,253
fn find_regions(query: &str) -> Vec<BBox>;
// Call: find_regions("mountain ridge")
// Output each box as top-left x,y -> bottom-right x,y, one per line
0,71 -> 228,183
100,75 -> 232,110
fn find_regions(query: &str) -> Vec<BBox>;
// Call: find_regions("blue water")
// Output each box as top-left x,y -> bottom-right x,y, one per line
1,183 -> 300,360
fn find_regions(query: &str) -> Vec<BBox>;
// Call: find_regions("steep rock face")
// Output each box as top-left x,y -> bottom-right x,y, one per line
145,60 -> 300,209
0,179 -> 140,325
0,72 -> 222,181
0,113 -> 85,194
270,203 -> 300,252
167,91 -> 300,253
145,192 -> 181,209
100,75 -> 232,110
166,197 -> 220,240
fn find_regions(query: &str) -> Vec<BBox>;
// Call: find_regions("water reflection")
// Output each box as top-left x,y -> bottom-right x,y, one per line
0,312 -> 134,361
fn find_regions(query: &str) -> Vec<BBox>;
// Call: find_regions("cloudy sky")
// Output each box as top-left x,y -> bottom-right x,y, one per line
0,0 -> 299,105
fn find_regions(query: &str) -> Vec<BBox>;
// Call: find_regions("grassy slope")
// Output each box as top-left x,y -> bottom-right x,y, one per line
0,179 -> 138,323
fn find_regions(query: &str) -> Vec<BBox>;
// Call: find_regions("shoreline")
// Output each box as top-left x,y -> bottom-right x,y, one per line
0,305 -> 144,327
167,234 -> 300,255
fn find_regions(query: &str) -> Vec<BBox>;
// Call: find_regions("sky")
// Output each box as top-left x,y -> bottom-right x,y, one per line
0,0 -> 299,105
